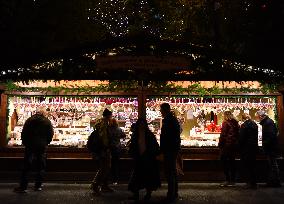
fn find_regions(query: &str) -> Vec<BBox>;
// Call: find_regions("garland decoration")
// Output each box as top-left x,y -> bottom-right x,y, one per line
4,80 -> 279,96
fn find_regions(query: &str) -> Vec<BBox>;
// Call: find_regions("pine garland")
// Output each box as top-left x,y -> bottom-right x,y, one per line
5,80 -> 279,96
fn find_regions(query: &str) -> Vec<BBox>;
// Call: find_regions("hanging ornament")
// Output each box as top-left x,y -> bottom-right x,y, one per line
244,109 -> 250,114
233,109 -> 240,118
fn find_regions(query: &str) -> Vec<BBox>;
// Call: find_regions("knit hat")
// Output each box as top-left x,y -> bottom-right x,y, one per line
36,106 -> 46,115
256,110 -> 267,117
103,108 -> 112,117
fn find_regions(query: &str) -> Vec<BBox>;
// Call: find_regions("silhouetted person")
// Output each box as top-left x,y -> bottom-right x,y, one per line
256,110 -> 281,187
239,113 -> 258,189
14,107 -> 53,193
128,118 -> 161,201
219,111 -> 239,187
91,108 -> 114,195
109,119 -> 126,184
160,103 -> 181,202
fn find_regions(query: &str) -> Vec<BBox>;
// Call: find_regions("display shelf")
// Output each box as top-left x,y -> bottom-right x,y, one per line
55,127 -> 88,130
146,96 -> 276,147
117,120 -> 127,123
5,95 -> 277,148
6,96 -> 139,147
204,132 -> 221,134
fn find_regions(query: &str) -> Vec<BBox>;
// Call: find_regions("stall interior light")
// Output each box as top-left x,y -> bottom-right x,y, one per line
108,52 -> 117,56
175,70 -> 194,75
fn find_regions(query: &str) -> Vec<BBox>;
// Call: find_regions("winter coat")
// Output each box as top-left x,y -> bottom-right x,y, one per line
239,119 -> 258,158
219,119 -> 239,156
21,113 -> 54,151
128,129 -> 161,192
94,118 -> 111,149
160,113 -> 181,154
260,116 -> 279,156
128,130 -> 160,160
109,126 -> 126,152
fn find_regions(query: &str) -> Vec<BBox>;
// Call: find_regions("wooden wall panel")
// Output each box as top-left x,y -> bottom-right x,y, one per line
0,94 -> 7,148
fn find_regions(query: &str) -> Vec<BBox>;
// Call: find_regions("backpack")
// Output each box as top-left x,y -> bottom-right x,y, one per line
87,129 -> 101,153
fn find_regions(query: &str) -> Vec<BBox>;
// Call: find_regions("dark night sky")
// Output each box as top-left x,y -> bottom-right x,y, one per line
0,0 -> 284,80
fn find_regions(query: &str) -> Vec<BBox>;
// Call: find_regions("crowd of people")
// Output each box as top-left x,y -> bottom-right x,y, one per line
219,110 -> 281,189
88,103 -> 181,202
13,103 -> 282,203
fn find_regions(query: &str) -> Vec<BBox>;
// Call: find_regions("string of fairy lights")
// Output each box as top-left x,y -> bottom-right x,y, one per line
0,54 -> 282,81
87,0 -> 164,37
88,0 -> 129,37
85,0 -> 270,38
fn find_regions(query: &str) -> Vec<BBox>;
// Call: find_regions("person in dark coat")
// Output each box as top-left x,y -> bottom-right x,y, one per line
91,108 -> 114,195
14,107 -> 54,193
239,113 -> 258,189
218,111 -> 239,187
256,110 -> 281,187
128,118 -> 161,201
109,119 -> 126,184
159,103 -> 181,202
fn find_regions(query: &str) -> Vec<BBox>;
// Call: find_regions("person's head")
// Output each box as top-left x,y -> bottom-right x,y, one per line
241,113 -> 251,122
135,118 -> 148,131
102,108 -> 112,120
109,118 -> 118,128
36,106 -> 47,116
223,111 -> 234,121
160,103 -> 171,118
255,110 -> 267,122
130,123 -> 136,132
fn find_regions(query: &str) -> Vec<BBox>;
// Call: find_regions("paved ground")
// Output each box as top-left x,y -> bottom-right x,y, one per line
0,183 -> 283,204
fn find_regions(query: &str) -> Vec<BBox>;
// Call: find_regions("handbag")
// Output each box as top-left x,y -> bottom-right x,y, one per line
87,129 -> 102,153
156,152 -> 184,176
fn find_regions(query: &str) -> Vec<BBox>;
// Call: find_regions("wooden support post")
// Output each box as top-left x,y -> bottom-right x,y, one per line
0,94 -> 7,148
138,92 -> 146,119
277,94 -> 284,155
138,81 -> 147,119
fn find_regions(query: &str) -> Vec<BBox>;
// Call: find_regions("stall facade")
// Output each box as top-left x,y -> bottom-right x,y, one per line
1,80 -> 283,160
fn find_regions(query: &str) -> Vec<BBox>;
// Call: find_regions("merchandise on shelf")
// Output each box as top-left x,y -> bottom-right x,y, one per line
146,96 -> 276,147
6,95 -> 276,148
7,96 -> 138,147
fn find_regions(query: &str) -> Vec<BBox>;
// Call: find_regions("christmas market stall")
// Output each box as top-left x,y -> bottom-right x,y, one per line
0,80 -> 283,160
1,0 -> 284,182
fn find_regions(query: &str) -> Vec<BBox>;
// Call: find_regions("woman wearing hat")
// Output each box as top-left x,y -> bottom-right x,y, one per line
90,108 -> 114,195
